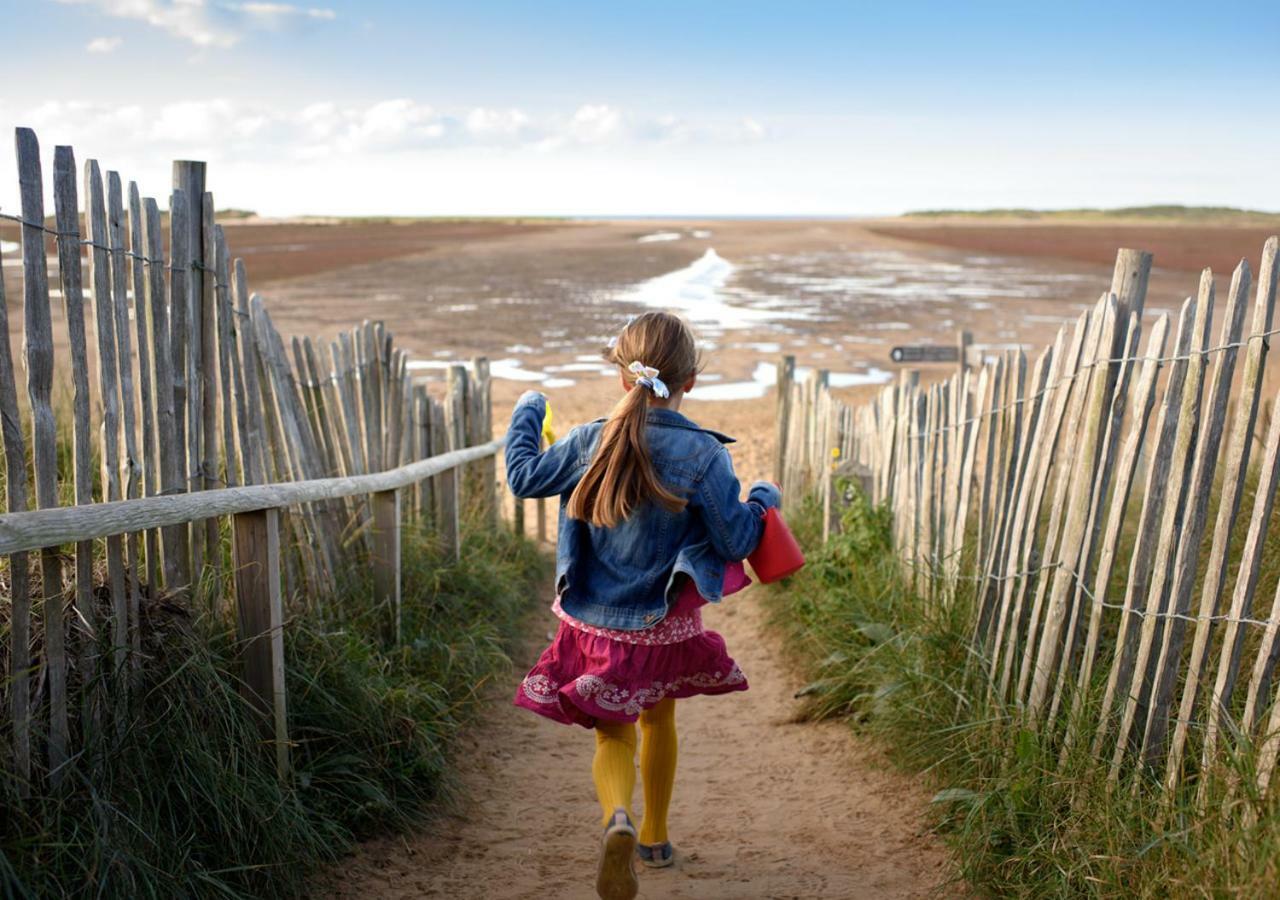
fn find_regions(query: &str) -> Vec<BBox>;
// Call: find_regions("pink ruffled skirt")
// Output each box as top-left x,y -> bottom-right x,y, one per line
514,563 -> 751,727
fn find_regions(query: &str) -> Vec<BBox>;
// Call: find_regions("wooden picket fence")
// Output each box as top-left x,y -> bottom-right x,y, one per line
0,127 -> 505,791
777,238 -> 1280,797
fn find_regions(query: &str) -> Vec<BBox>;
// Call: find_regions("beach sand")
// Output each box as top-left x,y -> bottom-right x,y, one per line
318,585 -> 961,899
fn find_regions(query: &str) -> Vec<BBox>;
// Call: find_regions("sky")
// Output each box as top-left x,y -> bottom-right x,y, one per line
1,0 -> 1278,217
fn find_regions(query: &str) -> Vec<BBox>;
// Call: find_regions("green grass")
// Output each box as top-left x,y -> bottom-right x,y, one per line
900,205 -> 1280,226
767,486 -> 1280,897
0,520 -> 548,899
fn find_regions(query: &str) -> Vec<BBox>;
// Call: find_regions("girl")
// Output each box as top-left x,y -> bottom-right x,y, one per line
506,311 -> 780,900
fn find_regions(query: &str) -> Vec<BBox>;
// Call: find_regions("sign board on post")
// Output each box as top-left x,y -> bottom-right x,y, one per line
889,345 -> 960,364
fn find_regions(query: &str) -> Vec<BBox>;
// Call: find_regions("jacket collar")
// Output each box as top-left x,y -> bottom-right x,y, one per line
590,406 -> 735,444
646,407 -> 736,444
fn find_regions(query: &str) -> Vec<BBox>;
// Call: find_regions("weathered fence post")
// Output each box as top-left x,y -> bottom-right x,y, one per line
144,196 -> 184,591
198,192 -> 222,590
16,127 -> 69,781
413,384 -> 433,523
956,330 -> 973,375
471,357 -> 497,528
128,182 -> 160,595
109,172 -> 144,681
167,188 -> 194,592
0,173 -> 33,793
54,148 -> 98,713
174,161 -> 213,581
429,396 -> 449,537
775,355 -> 796,488
441,365 -> 467,560
86,158 -> 129,684
232,507 -> 289,779
372,489 -> 402,644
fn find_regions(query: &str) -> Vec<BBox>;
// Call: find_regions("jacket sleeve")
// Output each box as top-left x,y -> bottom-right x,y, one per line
505,391 -> 586,499
695,446 -> 782,561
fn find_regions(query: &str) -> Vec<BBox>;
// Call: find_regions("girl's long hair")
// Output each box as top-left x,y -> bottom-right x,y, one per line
566,312 -> 700,528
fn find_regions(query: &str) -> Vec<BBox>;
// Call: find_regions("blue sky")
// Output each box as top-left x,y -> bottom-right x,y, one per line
2,0 -> 1277,216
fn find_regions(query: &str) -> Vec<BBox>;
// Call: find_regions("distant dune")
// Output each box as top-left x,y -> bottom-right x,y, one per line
875,215 -> 1278,275
901,204 -> 1280,227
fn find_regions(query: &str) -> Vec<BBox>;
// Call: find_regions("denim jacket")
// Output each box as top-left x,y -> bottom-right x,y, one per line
505,391 -> 781,631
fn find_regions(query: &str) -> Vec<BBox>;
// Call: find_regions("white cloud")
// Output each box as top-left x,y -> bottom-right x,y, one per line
54,0 -> 336,49
86,35 -> 122,53
1,98 -> 765,160
341,99 -> 447,151
0,97 -> 778,214
227,2 -> 337,27
20,100 -> 149,146
55,0 -> 238,48
147,99 -> 241,142
466,107 -> 533,140
530,105 -> 730,152
567,104 -> 622,144
1,95 -> 1274,218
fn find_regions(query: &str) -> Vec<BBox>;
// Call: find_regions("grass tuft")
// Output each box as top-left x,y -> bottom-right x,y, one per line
1,521 -> 547,899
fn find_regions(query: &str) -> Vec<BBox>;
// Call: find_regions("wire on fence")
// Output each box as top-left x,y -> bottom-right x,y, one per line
909,326 -> 1280,441
897,553 -> 1276,631
0,207 -> 225,274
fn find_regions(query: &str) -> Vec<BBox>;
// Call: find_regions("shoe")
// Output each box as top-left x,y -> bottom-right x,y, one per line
595,808 -> 639,900
636,841 -> 674,868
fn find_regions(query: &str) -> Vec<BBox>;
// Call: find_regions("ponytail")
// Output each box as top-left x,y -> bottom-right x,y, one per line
565,311 -> 698,528
565,383 -> 687,527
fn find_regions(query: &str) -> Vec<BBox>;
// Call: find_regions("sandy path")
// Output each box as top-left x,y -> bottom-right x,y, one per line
322,587 -> 955,899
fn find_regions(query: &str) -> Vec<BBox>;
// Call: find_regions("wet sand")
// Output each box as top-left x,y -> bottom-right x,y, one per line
240,217 -> 1246,483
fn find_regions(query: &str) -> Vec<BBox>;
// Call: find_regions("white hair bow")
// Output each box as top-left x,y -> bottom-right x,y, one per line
628,360 -> 670,398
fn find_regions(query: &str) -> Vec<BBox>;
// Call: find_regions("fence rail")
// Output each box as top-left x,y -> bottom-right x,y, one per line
0,439 -> 504,556
0,128 -> 507,790
778,236 -> 1280,802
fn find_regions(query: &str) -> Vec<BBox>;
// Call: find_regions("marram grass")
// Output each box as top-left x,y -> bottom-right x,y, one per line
767,486 -> 1280,897
0,520 -> 547,899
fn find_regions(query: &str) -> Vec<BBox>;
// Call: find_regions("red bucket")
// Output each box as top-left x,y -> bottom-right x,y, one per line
747,507 -> 806,583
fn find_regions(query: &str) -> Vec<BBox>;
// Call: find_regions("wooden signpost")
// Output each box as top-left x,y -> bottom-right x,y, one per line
890,345 -> 959,364
890,331 -> 974,370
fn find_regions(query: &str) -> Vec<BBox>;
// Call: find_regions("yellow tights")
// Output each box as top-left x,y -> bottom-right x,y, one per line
592,698 -> 678,845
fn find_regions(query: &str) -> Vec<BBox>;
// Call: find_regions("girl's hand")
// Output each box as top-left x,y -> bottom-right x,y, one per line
748,481 -> 782,510
513,390 -> 556,443
506,393 -> 581,498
